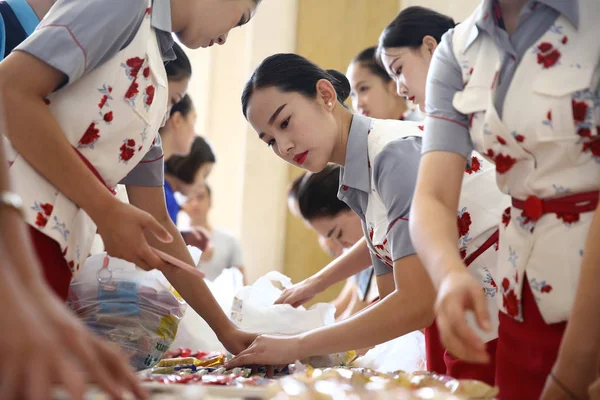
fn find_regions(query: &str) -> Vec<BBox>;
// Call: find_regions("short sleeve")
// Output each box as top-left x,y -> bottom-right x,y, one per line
230,236 -> 244,267
371,254 -> 392,276
120,133 -> 164,186
422,29 -> 474,159
373,138 -> 421,262
15,0 -> 147,86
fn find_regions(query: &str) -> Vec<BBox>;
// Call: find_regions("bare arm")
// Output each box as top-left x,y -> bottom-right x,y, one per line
332,279 -> 356,319
276,237 -> 372,306
0,53 -> 117,225
409,151 -> 465,287
225,254 -> 436,368
311,237 -> 372,288
410,151 -> 491,363
0,102 -> 146,400
126,185 -> 237,339
0,52 -> 171,271
296,255 -> 435,356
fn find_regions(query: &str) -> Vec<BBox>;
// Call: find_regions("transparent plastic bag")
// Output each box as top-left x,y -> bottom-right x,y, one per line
351,331 -> 427,373
230,271 -> 335,335
68,253 -> 186,370
169,267 -> 245,353
230,272 -> 353,367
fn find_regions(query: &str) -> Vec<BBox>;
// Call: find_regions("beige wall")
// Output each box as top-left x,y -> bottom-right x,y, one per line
283,0 -> 401,305
183,0 -> 298,283
179,0 -> 482,288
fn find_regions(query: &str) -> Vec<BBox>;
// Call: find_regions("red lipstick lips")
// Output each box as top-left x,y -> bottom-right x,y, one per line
293,151 -> 308,165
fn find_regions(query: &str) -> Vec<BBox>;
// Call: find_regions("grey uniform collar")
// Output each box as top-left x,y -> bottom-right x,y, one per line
340,114 -> 372,194
464,0 -> 580,51
151,0 -> 175,61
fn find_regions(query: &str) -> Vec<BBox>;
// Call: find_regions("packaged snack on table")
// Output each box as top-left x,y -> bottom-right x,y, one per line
68,254 -> 186,371
275,367 -> 498,400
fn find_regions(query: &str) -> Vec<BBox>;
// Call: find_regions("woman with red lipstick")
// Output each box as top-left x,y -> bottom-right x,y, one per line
346,46 -> 417,121
385,2 -> 600,399
225,54 -> 507,384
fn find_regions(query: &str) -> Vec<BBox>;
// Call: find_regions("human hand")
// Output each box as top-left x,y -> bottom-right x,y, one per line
95,201 -> 173,271
0,277 -> 147,400
225,334 -> 301,371
219,328 -> 259,356
181,226 -> 211,251
275,276 -> 324,308
435,269 -> 491,364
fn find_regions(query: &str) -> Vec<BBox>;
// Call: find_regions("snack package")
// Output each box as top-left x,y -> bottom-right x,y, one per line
68,253 -> 187,370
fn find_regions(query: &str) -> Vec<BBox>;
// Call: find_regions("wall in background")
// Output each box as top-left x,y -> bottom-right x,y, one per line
285,0 -> 401,305
401,0 -> 480,21
184,0 -> 299,283
181,0 -> 482,292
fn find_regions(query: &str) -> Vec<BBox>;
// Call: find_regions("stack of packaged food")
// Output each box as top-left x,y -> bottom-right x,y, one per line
135,349 -> 499,399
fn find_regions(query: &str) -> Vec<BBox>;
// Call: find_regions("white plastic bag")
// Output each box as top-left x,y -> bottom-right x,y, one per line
230,271 -> 336,335
68,253 -> 186,371
351,330 -> 427,373
169,267 -> 245,352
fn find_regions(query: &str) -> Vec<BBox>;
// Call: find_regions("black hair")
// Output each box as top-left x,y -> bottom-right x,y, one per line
165,42 -> 192,82
169,94 -> 194,118
165,136 -> 216,184
378,6 -> 456,54
290,165 -> 350,221
288,173 -> 304,204
351,46 -> 391,83
241,53 -> 351,118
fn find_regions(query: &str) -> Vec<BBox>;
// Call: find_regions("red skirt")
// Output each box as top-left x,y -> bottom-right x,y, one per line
425,322 -> 497,385
28,227 -> 72,302
495,278 -> 566,400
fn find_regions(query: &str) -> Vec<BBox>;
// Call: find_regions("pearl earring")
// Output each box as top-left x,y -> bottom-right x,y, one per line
327,101 -> 333,107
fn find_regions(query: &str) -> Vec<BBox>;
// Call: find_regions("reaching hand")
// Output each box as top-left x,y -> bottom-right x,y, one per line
219,328 -> 259,356
435,269 -> 491,364
275,277 -> 323,308
0,277 -> 147,400
225,334 -> 301,371
96,201 -> 173,271
181,226 -> 211,251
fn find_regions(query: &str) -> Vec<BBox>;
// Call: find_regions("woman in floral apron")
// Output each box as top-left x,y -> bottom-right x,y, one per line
275,48 -> 419,311
404,1 -> 600,399
276,45 -> 421,310
0,0 -> 262,356
376,6 -> 514,383
225,54 -> 506,384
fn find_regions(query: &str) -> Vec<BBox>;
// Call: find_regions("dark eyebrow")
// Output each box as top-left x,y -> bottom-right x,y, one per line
388,56 -> 402,75
237,13 -> 249,27
268,104 -> 287,125
326,226 -> 336,238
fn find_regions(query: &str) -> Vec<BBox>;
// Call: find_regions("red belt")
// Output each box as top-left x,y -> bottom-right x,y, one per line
512,191 -> 599,222
464,229 -> 499,267
73,148 -> 117,195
